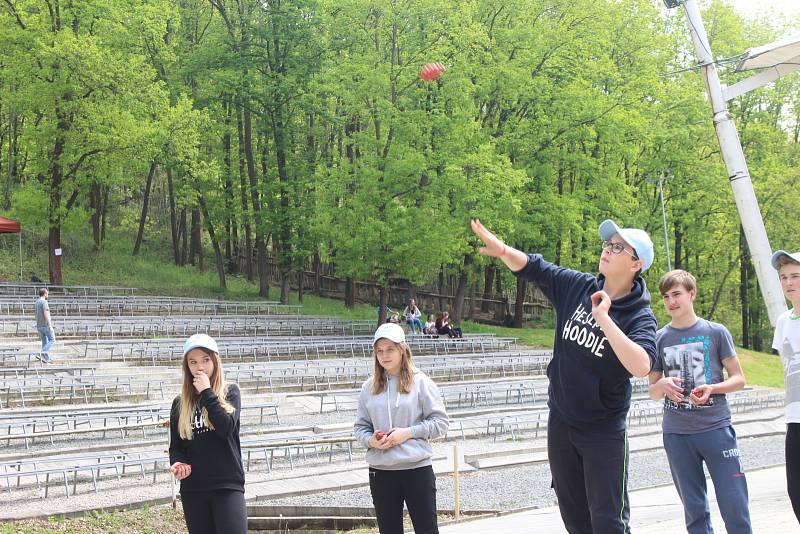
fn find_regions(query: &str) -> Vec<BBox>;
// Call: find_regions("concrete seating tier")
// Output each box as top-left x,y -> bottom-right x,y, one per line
0,283 -> 137,297
0,296 -> 298,317
0,316 -> 377,339
74,335 -> 523,364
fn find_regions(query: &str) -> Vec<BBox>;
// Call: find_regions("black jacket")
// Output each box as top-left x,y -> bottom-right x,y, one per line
169,383 -> 244,493
515,254 -> 657,432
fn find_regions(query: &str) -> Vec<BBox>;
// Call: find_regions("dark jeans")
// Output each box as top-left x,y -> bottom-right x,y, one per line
181,489 -> 247,534
437,326 -> 462,338
548,411 -> 630,534
788,423 -> 800,523
369,465 -> 438,534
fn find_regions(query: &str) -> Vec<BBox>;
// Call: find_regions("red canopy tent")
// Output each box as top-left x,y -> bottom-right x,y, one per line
0,217 -> 22,281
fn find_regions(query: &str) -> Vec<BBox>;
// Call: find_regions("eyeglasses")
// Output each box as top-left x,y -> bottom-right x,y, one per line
601,240 -> 638,259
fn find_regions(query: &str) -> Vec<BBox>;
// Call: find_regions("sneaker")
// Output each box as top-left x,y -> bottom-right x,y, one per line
43,355 -> 53,364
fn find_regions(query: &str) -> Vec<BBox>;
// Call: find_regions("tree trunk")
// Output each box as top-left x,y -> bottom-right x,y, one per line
345,277 -> 356,309
4,111 -> 17,210
197,193 -> 226,289
452,255 -> 471,324
378,284 -> 389,327
47,108 -> 68,286
468,282 -> 477,320
707,255 -> 739,321
555,239 -> 562,265
238,123 -> 253,281
281,275 -> 290,305
242,103 -> 269,298
437,266 -> 446,312
297,269 -> 304,303
100,186 -> 108,244
178,208 -> 188,266
481,265 -> 494,312
673,221 -> 683,270
513,277 -> 527,328
190,208 -> 203,271
273,112 -> 292,306
90,182 -> 101,248
133,162 -> 157,255
313,251 -> 321,296
48,226 -> 63,286
167,167 -> 180,265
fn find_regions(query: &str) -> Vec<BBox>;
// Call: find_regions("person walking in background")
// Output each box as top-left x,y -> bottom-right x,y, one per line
35,288 -> 55,363
169,334 -> 247,534
354,323 -> 449,534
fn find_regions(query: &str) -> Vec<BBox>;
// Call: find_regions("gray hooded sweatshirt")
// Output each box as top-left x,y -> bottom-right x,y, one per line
354,369 -> 449,470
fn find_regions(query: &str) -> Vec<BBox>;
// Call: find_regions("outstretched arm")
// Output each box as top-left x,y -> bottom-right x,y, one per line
470,219 -> 528,272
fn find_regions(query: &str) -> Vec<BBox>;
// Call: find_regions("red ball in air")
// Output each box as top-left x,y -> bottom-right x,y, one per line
420,62 -> 446,82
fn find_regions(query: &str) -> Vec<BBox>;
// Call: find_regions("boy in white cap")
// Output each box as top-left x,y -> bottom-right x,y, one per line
771,249 -> 800,524
471,218 -> 658,534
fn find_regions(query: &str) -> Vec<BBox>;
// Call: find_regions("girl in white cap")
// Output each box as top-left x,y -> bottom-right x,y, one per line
354,323 -> 449,534
169,333 -> 246,534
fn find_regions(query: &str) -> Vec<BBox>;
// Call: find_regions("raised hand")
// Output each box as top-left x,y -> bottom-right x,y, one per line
470,219 -> 506,258
192,371 -> 211,393
590,290 -> 612,321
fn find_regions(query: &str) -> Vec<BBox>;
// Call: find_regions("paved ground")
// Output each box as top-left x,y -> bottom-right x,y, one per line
438,464 -> 796,533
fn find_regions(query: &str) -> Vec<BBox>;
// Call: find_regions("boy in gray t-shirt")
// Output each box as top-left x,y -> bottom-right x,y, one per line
649,270 -> 751,534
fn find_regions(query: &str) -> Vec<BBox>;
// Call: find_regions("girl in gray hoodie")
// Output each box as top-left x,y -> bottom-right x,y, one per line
354,323 -> 449,534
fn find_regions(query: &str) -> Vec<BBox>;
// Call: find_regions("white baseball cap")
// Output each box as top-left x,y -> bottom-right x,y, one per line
373,323 -> 406,345
598,219 -> 654,272
771,250 -> 800,270
183,333 -> 219,356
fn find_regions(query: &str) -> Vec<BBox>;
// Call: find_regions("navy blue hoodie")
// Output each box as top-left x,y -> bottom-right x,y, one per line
515,254 -> 657,432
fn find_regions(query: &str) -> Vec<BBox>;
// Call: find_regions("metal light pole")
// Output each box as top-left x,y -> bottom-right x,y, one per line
666,0 -> 787,325
646,170 -> 672,272
658,174 -> 671,272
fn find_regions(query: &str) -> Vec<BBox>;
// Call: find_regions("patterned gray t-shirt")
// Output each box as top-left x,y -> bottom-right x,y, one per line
654,319 -> 737,434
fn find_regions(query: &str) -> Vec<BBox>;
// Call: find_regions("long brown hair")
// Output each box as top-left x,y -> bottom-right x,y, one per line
371,340 -> 415,395
177,347 -> 235,440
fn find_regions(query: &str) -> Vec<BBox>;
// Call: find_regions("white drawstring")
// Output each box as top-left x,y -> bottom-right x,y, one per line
385,374 -> 401,428
386,375 -> 393,429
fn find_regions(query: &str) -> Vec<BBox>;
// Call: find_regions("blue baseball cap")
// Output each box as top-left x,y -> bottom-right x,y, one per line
599,219 -> 654,272
771,250 -> 800,270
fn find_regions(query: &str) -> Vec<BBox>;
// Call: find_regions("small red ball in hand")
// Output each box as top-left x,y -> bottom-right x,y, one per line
375,431 -> 386,440
420,62 -> 446,82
